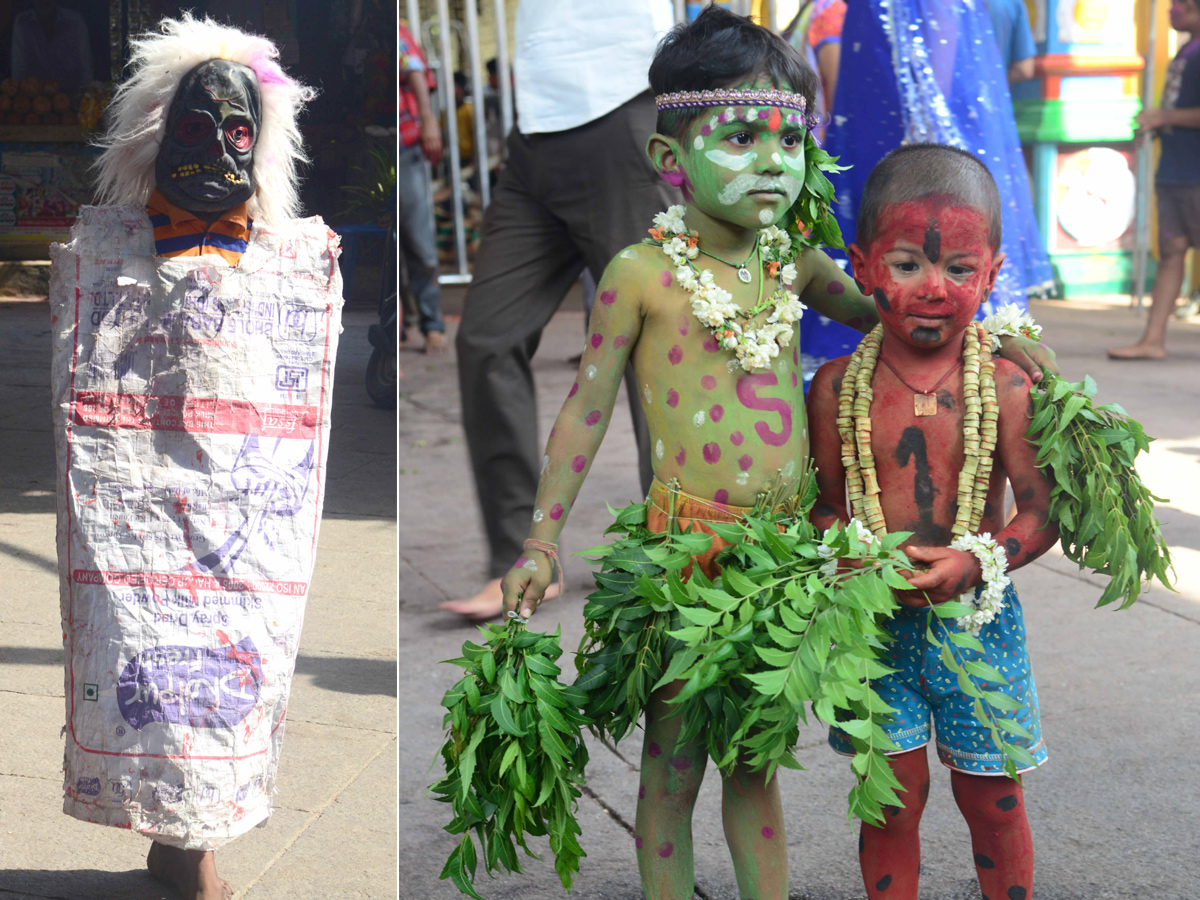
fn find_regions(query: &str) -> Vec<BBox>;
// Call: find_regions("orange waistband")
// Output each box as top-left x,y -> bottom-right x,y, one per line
646,478 -> 753,525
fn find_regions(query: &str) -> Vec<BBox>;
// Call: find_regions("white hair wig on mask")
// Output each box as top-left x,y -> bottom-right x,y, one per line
94,14 -> 315,227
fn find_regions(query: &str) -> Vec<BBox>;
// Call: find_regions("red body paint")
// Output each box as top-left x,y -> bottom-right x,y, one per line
591,333 -> 603,349
703,442 -> 721,464
660,270 -> 673,288
668,345 -> 683,365
568,382 -> 578,398
613,335 -> 629,349
600,289 -> 617,305
571,455 -> 587,473
710,404 -> 724,422
666,389 -> 680,408
585,410 -> 602,426
549,503 -> 564,520
730,431 -> 744,445
701,375 -> 717,390
703,335 -> 720,352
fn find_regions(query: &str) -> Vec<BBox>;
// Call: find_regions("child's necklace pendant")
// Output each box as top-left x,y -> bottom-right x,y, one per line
914,393 -> 938,417
737,266 -> 752,284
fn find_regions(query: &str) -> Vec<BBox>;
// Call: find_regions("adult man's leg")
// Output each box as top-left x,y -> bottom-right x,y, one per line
1110,186 -> 1200,359
444,128 -> 588,618
397,142 -> 446,353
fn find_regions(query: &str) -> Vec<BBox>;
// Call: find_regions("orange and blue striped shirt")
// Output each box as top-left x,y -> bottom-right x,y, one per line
146,189 -> 253,265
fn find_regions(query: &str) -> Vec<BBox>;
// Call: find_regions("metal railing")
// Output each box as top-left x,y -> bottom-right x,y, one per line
409,1 -> 774,286
406,0 -> 513,285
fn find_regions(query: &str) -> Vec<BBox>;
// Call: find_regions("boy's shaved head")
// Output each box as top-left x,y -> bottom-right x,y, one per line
858,144 -> 1002,252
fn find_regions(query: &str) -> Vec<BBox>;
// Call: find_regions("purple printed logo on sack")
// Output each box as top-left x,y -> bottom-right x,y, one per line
75,777 -> 102,797
116,634 -> 263,730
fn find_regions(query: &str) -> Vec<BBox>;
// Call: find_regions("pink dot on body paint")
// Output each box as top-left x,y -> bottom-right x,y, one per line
668,345 -> 683,365
669,755 -> 692,770
591,333 -> 603,349
648,741 -> 662,758
638,784 -> 646,799
635,836 -> 643,849
660,270 -> 673,288
792,372 -> 798,387
703,442 -> 721,464
666,389 -> 679,408
585,410 -> 602,426
731,431 -> 744,445
675,447 -> 686,466
568,382 -> 578,398
614,335 -> 629,349
758,109 -> 768,119
701,124 -> 712,135
513,556 -> 528,569
701,375 -> 717,390
658,841 -> 674,858
571,455 -> 587,473
739,454 -> 754,471
710,404 -> 724,422
678,314 -> 690,336
600,289 -> 617,305
714,489 -> 729,504
762,826 -> 775,838
827,280 -> 845,294
549,503 -> 564,520
793,347 -> 799,365
703,335 -> 720,353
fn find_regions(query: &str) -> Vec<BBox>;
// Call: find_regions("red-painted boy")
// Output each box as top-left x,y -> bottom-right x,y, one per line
807,143 -> 1059,900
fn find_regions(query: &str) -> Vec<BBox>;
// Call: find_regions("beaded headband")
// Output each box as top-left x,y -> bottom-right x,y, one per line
654,88 -> 818,129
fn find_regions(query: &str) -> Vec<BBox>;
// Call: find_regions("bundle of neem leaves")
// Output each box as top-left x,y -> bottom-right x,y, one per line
431,622 -> 589,899
575,474 -> 917,825
1027,371 -> 1172,606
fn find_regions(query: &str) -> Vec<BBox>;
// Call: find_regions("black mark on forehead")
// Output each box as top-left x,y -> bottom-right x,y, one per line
923,217 -> 941,264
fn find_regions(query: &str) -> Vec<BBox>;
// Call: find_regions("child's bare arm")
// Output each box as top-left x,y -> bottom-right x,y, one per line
499,253 -> 646,618
903,363 -> 1057,601
807,358 -> 852,531
796,249 -> 880,333
987,362 -> 1058,571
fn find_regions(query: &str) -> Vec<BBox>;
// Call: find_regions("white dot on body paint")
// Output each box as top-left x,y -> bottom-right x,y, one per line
532,509 -> 544,523
643,384 -> 653,404
620,248 -> 638,259
759,209 -> 775,225
737,471 -> 750,485
772,152 -> 782,165
694,135 -> 705,150
656,439 -> 664,460
777,358 -> 788,373
523,559 -> 538,571
783,461 -> 796,478
541,455 -> 549,475
586,365 -> 597,380
693,410 -> 706,426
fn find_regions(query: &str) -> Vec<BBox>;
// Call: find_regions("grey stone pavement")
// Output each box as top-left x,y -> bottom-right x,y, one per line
400,295 -> 1200,900
0,300 -> 398,899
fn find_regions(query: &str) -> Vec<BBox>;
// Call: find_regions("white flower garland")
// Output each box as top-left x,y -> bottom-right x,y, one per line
980,302 -> 1042,352
650,205 -> 805,373
948,532 -> 1011,635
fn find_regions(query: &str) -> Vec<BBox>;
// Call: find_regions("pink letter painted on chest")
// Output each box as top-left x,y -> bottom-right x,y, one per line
736,373 -> 792,447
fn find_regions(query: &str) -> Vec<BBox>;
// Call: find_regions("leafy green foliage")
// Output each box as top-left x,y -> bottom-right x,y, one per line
786,133 -> 848,252
431,624 -> 589,899
574,475 -> 919,826
1028,371 -> 1173,607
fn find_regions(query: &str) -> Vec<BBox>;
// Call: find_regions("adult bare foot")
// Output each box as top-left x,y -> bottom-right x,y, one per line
439,577 -> 560,622
424,331 -> 447,354
1107,343 -> 1167,360
147,841 -> 233,900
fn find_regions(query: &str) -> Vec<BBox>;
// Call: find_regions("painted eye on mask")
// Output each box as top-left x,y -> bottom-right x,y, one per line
175,112 -> 213,145
224,118 -> 255,151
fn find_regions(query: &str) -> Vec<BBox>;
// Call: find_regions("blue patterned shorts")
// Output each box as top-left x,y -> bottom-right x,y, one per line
829,583 -> 1048,775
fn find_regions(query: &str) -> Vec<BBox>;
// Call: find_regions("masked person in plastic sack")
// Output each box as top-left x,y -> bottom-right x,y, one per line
48,16 -> 343,900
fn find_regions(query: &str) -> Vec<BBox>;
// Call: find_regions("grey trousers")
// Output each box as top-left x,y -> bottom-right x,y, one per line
456,91 -> 680,578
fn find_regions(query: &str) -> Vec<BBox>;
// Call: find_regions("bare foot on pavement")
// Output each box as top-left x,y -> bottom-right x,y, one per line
424,331 -> 447,354
439,577 -> 561,622
1108,343 -> 1167,360
147,842 -> 233,900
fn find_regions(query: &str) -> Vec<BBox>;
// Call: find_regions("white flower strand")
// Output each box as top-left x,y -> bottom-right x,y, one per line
980,303 -> 1042,352
652,205 -> 805,373
949,533 -> 1011,635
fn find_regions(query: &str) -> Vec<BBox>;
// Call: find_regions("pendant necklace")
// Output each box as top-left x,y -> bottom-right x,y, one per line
878,354 -> 962,417
697,242 -> 758,284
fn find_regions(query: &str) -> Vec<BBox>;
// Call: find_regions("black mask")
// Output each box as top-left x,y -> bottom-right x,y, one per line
155,59 -> 261,216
